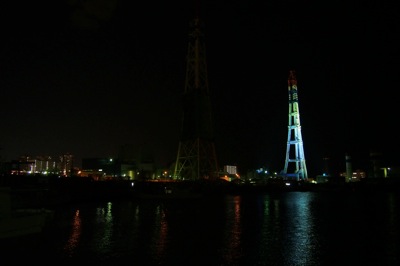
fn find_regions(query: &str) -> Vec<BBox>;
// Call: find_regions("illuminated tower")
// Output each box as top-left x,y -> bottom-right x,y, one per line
173,17 -> 219,180
282,70 -> 308,181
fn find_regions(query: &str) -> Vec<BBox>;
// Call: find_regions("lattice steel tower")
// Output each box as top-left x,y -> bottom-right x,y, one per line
282,70 -> 308,181
173,17 -> 219,180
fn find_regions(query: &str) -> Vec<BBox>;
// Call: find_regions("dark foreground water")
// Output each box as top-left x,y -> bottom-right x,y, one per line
2,191 -> 400,265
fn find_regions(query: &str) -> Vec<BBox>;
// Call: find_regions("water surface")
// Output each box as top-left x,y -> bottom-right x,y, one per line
1,191 -> 399,265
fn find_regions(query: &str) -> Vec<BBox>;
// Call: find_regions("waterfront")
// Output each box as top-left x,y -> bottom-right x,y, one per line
1,191 -> 400,265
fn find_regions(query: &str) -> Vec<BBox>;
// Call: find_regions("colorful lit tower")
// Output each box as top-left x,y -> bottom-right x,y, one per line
173,17 -> 219,180
282,70 -> 308,181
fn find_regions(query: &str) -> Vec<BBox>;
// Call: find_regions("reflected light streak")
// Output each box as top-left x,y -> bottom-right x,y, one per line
260,195 -> 283,261
283,192 -> 315,265
154,205 -> 169,259
64,210 -> 82,257
223,195 -> 243,264
93,202 -> 114,252
262,196 -> 281,240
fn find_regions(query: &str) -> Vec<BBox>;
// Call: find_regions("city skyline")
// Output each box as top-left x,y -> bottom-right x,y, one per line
1,1 -> 399,177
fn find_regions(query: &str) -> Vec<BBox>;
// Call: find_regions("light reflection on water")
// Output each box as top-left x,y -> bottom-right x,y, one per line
63,209 -> 81,257
91,202 -> 114,253
280,192 -> 317,265
2,192 -> 400,265
222,195 -> 243,264
220,192 -> 318,265
153,204 -> 168,261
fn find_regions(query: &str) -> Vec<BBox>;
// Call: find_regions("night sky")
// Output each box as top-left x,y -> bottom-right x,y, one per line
1,1 -> 399,177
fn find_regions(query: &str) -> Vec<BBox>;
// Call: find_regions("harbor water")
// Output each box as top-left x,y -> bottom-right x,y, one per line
1,191 -> 400,265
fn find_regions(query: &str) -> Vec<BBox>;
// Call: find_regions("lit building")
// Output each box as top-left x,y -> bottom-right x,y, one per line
10,155 -> 60,175
224,165 -> 237,175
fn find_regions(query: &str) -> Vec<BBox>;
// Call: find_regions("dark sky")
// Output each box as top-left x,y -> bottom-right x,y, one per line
1,0 -> 399,177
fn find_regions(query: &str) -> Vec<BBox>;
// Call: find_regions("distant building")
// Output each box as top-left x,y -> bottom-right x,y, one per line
80,158 -> 123,181
339,169 -> 366,182
224,165 -> 237,175
79,156 -> 159,181
9,155 -> 61,175
59,154 -> 74,177
219,165 -> 240,182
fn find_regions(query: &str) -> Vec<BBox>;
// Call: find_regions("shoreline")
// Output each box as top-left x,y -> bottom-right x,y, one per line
1,176 -> 400,208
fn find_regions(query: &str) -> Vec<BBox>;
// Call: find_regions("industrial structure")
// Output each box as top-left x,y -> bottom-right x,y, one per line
173,17 -> 219,180
7,154 -> 74,177
282,70 -> 308,181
